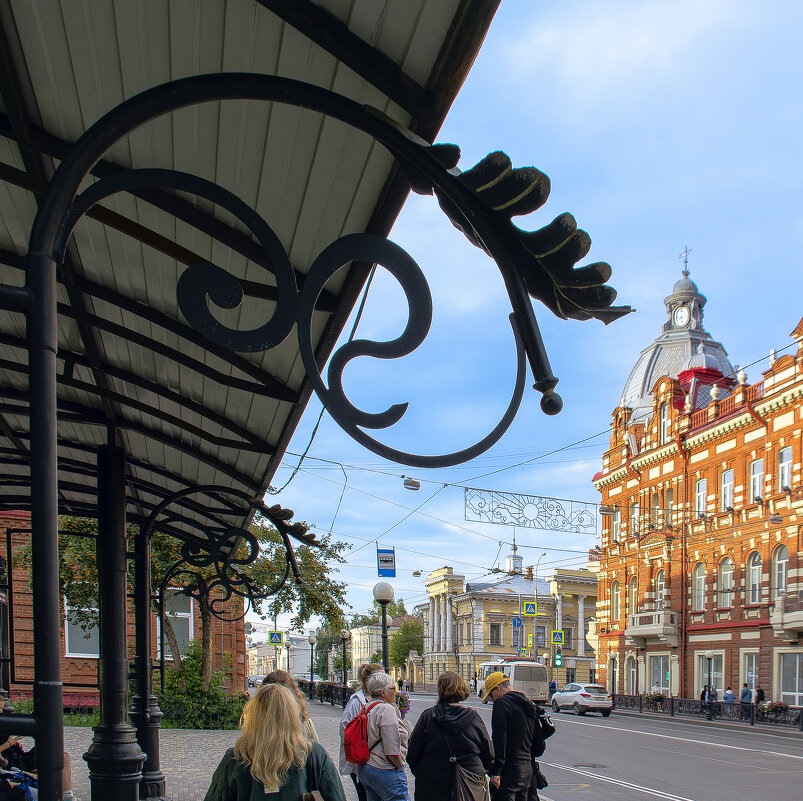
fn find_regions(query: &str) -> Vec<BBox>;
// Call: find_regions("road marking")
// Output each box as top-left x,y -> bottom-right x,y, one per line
554,716 -> 803,761
545,762 -> 698,800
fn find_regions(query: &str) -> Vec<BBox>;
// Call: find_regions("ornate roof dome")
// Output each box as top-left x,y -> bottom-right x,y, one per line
619,269 -> 734,422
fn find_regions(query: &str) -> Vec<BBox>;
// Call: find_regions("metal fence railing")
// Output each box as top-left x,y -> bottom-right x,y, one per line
297,679 -> 354,708
612,694 -> 803,730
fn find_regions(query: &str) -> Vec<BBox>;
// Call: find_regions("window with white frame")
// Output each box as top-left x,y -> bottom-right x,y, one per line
692,563 -> 706,611
564,628 -> 573,649
743,652 -> 758,690
695,479 -> 707,515
720,469 -> 734,511
772,545 -> 789,600
698,653 -> 723,696
650,654 -> 669,692
665,488 -> 673,526
659,403 -> 669,444
159,589 -> 193,659
717,558 -> 734,607
746,552 -> 762,605
749,459 -> 764,502
536,626 -> 546,646
630,501 -> 639,536
778,446 -> 792,491
651,493 -> 660,525
610,581 -> 620,621
628,577 -> 638,615
489,622 -> 502,646
64,597 -> 99,658
512,627 -> 520,648
655,569 -> 665,607
612,509 -> 621,542
780,653 -> 803,707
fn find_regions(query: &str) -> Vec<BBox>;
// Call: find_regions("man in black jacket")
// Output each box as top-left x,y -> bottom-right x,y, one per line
483,672 -> 545,801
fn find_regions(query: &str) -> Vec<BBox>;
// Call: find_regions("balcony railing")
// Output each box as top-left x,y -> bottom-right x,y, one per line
627,610 -> 678,628
687,381 -> 765,432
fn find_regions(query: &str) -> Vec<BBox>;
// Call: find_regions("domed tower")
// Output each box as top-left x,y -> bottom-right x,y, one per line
619,269 -> 735,423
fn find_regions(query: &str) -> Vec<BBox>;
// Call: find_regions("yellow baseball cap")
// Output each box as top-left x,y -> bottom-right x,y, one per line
482,671 -> 507,701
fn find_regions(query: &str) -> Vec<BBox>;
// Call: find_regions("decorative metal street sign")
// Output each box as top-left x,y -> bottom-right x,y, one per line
268,631 -> 283,645
465,488 -> 598,533
377,548 -> 396,577
551,630 -> 564,645
511,616 -> 523,628
523,602 -> 538,616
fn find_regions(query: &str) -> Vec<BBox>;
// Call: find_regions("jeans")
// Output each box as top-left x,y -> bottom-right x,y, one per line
357,763 -> 410,801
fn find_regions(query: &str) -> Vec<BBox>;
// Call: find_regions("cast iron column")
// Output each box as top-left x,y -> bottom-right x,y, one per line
130,526 -> 167,800
84,445 -> 146,800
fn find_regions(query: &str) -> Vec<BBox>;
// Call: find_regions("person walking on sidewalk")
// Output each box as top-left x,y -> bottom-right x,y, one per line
739,683 -> 752,719
339,663 -> 384,801
723,687 -> 736,718
356,672 -> 410,801
407,671 -> 493,801
483,672 -> 548,801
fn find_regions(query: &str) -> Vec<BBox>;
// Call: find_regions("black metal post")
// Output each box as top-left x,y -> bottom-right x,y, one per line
707,658 -> 713,720
309,641 -> 315,682
130,526 -> 167,800
84,445 -> 146,801
380,600 -> 390,672
341,638 -> 348,685
27,256 -> 62,801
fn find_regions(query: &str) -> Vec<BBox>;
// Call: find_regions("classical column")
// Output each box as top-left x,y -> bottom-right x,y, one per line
433,596 -> 441,653
446,594 -> 453,652
428,597 -> 435,653
577,595 -> 586,656
441,595 -> 448,651
556,593 -> 563,633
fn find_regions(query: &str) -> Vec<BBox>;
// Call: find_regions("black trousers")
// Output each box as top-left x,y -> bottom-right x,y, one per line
491,762 -> 532,801
350,771 -> 368,801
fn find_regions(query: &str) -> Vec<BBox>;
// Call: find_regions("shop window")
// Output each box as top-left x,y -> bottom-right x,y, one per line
780,654 -> 803,707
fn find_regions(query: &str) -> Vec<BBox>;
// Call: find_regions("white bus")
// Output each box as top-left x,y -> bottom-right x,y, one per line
476,659 -> 549,704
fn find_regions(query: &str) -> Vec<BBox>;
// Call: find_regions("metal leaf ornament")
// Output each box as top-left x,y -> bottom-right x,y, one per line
411,148 -> 631,324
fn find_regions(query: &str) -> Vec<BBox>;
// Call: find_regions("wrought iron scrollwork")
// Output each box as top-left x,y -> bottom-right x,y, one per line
32,73 -> 632,470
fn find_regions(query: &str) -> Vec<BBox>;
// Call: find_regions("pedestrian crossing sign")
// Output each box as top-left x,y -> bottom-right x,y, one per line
527,634 -> 533,647
268,631 -> 283,645
523,602 -> 537,616
551,630 -> 564,645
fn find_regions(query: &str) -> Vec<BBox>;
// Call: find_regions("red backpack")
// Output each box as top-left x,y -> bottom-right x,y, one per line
343,701 -> 383,764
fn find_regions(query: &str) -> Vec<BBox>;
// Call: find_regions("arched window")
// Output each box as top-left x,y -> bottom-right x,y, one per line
692,563 -> 706,611
655,569 -> 665,607
610,581 -> 621,621
772,545 -> 789,600
747,552 -> 762,605
626,654 -> 637,694
717,558 -> 734,607
628,576 -> 638,615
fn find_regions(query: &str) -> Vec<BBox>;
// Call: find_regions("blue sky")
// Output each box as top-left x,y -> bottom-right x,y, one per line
254,0 -> 803,634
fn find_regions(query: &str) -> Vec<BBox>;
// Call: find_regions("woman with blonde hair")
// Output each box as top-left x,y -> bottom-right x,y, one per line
204,683 -> 345,801
263,669 -> 320,742
339,663 -> 384,801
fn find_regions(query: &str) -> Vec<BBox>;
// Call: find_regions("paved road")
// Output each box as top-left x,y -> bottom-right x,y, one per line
55,693 -> 802,801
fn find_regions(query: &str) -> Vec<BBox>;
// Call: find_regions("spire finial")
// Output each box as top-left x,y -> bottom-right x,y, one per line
678,245 -> 692,277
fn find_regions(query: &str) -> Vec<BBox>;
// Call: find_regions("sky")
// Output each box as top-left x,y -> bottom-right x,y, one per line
249,0 -> 803,638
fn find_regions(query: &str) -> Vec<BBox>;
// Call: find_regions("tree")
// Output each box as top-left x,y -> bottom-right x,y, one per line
388,619 -> 423,669
14,513 -> 349,692
350,597 -> 408,629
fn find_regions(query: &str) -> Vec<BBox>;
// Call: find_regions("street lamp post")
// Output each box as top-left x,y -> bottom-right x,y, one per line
704,649 -> 714,720
285,642 -> 292,673
373,582 -> 395,672
308,634 -> 317,683
340,629 -> 351,685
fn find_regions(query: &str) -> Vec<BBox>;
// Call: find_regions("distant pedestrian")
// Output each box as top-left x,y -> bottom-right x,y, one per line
548,680 -> 557,700
470,676 -> 477,694
651,683 -> 662,695
723,687 -> 735,718
755,686 -> 765,705
398,677 -> 404,692
740,683 -> 752,719
699,685 -> 710,715
407,671 -> 492,801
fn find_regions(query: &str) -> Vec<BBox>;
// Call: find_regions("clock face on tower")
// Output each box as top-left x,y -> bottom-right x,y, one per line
673,305 -> 690,327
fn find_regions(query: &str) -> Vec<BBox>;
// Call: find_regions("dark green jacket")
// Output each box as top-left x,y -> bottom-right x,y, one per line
204,743 -> 346,801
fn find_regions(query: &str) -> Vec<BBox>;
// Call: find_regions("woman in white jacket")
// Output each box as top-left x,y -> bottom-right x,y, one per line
339,663 -> 383,801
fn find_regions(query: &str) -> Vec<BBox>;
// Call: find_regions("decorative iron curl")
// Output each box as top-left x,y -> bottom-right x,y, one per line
31,73 -> 631,470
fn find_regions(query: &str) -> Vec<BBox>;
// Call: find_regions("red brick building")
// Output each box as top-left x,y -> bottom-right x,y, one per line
0,511 -> 247,699
593,272 -> 802,704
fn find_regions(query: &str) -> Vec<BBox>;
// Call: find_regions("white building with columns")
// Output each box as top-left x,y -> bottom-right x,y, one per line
422,549 -> 598,688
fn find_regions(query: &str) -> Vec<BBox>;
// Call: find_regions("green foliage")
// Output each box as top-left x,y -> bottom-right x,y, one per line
388,619 -> 423,668
158,640 -> 245,728
351,598 -> 407,629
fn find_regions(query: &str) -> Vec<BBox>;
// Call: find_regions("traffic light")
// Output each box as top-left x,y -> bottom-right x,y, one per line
554,648 -> 563,667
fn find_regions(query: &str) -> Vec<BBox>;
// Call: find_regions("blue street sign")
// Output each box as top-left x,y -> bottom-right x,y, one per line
523,602 -> 537,616
551,630 -> 564,645
268,631 -> 283,645
377,547 -> 396,577
511,616 -> 523,629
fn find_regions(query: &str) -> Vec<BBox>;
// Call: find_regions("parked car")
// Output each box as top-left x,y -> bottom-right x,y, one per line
247,675 -> 265,687
551,683 -> 612,716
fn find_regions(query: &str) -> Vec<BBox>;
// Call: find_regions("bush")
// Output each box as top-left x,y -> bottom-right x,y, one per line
158,639 -> 246,729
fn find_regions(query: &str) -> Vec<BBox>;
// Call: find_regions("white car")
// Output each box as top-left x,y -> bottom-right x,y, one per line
551,683 -> 612,716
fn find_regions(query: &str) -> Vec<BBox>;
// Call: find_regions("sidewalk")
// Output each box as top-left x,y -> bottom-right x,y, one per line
60,694 -> 430,801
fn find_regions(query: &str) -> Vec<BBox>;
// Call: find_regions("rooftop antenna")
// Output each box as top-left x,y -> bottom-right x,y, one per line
678,245 -> 692,277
